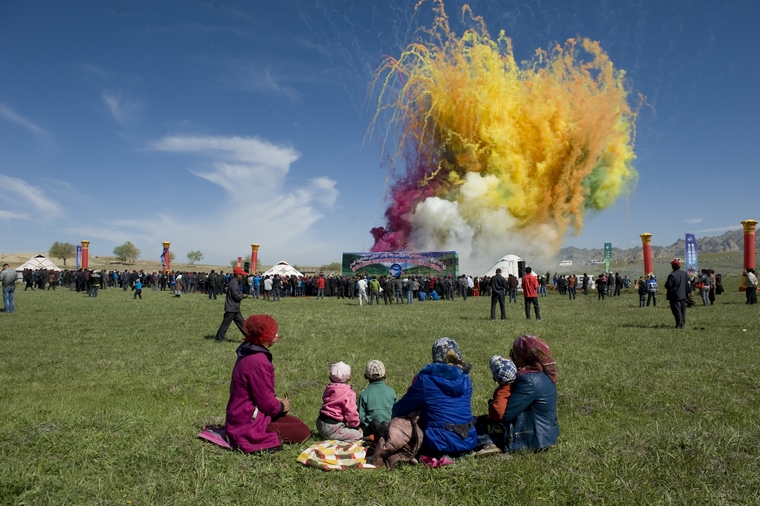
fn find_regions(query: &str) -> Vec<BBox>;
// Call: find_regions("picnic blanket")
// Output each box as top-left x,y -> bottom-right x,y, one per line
297,440 -> 376,470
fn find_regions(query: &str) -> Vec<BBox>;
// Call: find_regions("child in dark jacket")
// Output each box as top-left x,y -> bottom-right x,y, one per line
316,362 -> 363,441
638,277 -> 647,307
358,360 -> 397,438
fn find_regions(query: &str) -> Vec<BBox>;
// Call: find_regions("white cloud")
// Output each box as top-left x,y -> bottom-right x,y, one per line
683,218 -> 703,224
102,91 -> 140,127
0,175 -> 60,219
222,60 -> 300,99
0,210 -> 31,222
0,104 -> 44,136
63,135 -> 339,265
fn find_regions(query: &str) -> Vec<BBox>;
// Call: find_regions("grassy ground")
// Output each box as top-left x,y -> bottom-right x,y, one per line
2,280 -> 759,505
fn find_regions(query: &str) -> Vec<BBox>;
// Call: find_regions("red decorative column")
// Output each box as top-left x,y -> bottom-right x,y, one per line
640,233 -> 653,276
162,241 -> 171,272
251,244 -> 259,274
81,240 -> 90,269
741,220 -> 757,291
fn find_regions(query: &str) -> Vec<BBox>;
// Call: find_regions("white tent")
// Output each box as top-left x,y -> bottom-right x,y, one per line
261,261 -> 303,278
15,254 -> 62,279
483,254 -> 522,279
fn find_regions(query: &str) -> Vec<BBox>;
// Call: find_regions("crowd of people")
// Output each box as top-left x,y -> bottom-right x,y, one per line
222,313 -> 559,462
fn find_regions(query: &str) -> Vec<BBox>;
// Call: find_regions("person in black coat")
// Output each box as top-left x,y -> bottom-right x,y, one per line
490,269 -> 508,320
665,259 -> 690,329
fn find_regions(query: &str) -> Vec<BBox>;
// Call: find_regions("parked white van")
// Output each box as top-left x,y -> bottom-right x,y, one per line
559,260 -> 573,267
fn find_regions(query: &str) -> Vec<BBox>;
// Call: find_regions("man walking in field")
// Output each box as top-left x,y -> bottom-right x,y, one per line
665,259 -> 689,329
214,267 -> 249,342
1,263 -> 16,313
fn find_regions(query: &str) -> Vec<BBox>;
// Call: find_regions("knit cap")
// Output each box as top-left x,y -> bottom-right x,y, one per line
489,355 -> 517,386
365,360 -> 386,381
329,361 -> 351,383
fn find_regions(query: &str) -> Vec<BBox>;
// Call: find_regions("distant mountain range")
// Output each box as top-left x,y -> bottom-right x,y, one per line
557,229 -> 757,266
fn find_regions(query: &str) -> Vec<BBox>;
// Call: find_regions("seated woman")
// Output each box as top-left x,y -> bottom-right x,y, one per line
225,315 -> 310,452
501,334 -> 559,452
391,337 -> 478,457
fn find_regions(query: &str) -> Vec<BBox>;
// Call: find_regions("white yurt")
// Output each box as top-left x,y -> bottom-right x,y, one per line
15,254 -> 62,280
483,254 -> 522,279
261,261 -> 303,278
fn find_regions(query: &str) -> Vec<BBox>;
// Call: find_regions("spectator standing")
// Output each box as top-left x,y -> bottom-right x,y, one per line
1,263 -> 16,313
490,268 -> 508,320
522,267 -> 541,321
665,259 -> 689,329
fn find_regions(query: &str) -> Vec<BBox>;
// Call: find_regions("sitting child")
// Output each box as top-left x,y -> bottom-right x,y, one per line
474,355 -> 518,455
357,360 -> 397,438
316,361 -> 363,442
487,355 -> 518,421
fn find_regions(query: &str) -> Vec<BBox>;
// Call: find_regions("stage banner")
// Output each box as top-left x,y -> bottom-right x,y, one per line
342,251 -> 459,278
604,243 -> 612,272
76,245 -> 82,269
685,234 -> 699,276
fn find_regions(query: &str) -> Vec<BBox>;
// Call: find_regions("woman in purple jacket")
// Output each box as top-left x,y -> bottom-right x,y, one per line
225,315 -> 310,452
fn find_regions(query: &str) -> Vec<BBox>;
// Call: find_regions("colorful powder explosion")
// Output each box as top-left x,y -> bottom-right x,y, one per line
369,0 -> 638,261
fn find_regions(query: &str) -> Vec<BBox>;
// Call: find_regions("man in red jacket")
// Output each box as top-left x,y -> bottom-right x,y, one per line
522,266 -> 542,321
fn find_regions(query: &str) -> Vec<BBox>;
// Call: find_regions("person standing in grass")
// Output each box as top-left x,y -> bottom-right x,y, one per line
645,274 -> 657,306
490,268 -> 508,320
637,276 -> 648,307
522,267 -> 541,321
508,273 -> 518,303
745,268 -> 757,304
133,278 -> 142,299
225,315 -> 310,453
392,337 -> 478,457
357,276 -> 368,306
665,259 -> 689,329
214,267 -> 249,342
368,277 -> 381,305
1,263 -> 16,313
597,274 -> 607,300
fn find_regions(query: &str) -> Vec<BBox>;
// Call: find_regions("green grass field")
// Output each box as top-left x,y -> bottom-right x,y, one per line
2,281 -> 759,505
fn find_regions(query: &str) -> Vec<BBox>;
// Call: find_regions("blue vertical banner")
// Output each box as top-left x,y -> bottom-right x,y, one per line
604,243 -> 612,272
76,245 -> 82,269
685,234 -> 699,276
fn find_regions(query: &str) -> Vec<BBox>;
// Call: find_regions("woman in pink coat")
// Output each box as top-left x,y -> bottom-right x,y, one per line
225,315 -> 310,452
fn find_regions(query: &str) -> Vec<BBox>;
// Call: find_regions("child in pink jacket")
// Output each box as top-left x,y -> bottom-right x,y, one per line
316,362 -> 363,441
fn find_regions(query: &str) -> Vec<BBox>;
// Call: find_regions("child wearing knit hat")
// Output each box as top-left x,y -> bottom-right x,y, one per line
316,361 -> 363,441
357,360 -> 397,438
487,355 -> 518,421
471,356 -> 519,457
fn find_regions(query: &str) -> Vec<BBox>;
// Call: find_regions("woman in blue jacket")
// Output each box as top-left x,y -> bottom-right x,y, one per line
392,337 -> 478,456
503,335 -> 559,452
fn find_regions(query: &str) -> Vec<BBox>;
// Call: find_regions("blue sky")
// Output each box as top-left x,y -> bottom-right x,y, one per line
1,0 -> 758,268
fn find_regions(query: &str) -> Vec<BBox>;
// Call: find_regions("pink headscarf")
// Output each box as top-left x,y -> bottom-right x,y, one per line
510,335 -> 558,384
